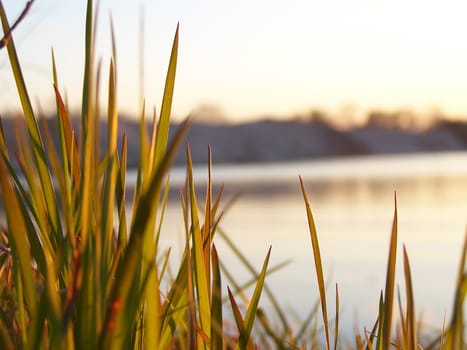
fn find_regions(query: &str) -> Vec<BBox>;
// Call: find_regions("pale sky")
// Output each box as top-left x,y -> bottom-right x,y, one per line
1,0 -> 467,123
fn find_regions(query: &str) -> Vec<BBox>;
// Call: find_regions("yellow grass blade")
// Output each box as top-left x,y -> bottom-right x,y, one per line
154,23 -> 179,170
334,283 -> 339,350
300,176 -> 331,350
186,144 -> 211,349
382,193 -> 398,350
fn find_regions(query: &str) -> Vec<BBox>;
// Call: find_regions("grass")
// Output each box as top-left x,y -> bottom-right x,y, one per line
0,1 -> 465,349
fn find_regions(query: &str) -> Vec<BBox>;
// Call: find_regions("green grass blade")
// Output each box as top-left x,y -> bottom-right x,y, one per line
203,147 -> 213,290
0,160 -> 37,345
218,226 -> 290,333
299,176 -> 331,350
99,119 -> 190,349
116,134 -> 128,245
81,0 -> 94,125
135,103 -> 148,193
100,57 -> 118,283
211,244 -> 223,349
375,291 -> 384,350
154,23 -> 179,170
445,231 -> 467,349
364,327 -> 375,350
382,193 -> 398,350
0,0 -> 62,249
239,246 -> 272,350
139,24 -> 180,341
402,245 -> 417,350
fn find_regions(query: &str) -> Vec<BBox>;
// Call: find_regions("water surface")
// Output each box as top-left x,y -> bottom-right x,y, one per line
157,151 -> 467,338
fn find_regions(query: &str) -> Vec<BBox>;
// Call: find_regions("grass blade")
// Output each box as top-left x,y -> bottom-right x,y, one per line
300,176 -> 331,350
334,283 -> 339,350
228,286 -> 246,342
239,246 -> 272,350
0,0 -> 62,249
382,193 -> 398,350
99,119 -> 190,349
0,159 -> 36,346
445,231 -> 467,349
154,23 -> 179,170
402,245 -> 417,350
211,244 -> 223,350
186,144 -> 211,349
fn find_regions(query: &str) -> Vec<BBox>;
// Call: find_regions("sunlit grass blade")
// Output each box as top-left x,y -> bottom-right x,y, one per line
141,115 -> 165,350
444,231 -> 467,349
74,4 -> 98,341
0,159 -> 36,346
0,1 -> 62,247
159,256 -> 190,348
299,176 -> 331,350
334,283 -> 339,350
186,144 -> 211,349
99,119 -> 190,349
154,23 -> 179,170
0,130 -> 49,276
211,244 -> 223,350
140,24 -> 180,343
105,134 -> 128,296
382,193 -> 398,350
203,147 -> 213,290
99,55 -> 119,296
239,246 -> 272,350
402,245 -> 417,350
53,85 -> 81,184
217,226 -> 290,333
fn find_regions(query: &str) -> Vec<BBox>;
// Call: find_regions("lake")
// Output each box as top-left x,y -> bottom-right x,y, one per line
153,151 -> 467,340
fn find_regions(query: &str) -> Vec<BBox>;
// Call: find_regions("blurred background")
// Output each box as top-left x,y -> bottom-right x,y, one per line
1,0 -> 467,125
1,0 -> 467,340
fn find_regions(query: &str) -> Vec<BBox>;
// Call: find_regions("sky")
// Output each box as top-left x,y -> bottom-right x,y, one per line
0,0 -> 467,124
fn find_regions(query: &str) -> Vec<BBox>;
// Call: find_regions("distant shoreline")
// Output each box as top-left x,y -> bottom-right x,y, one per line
1,115 -> 467,169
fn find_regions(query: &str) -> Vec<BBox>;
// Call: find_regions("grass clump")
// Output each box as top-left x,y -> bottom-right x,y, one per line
0,1 -> 465,349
